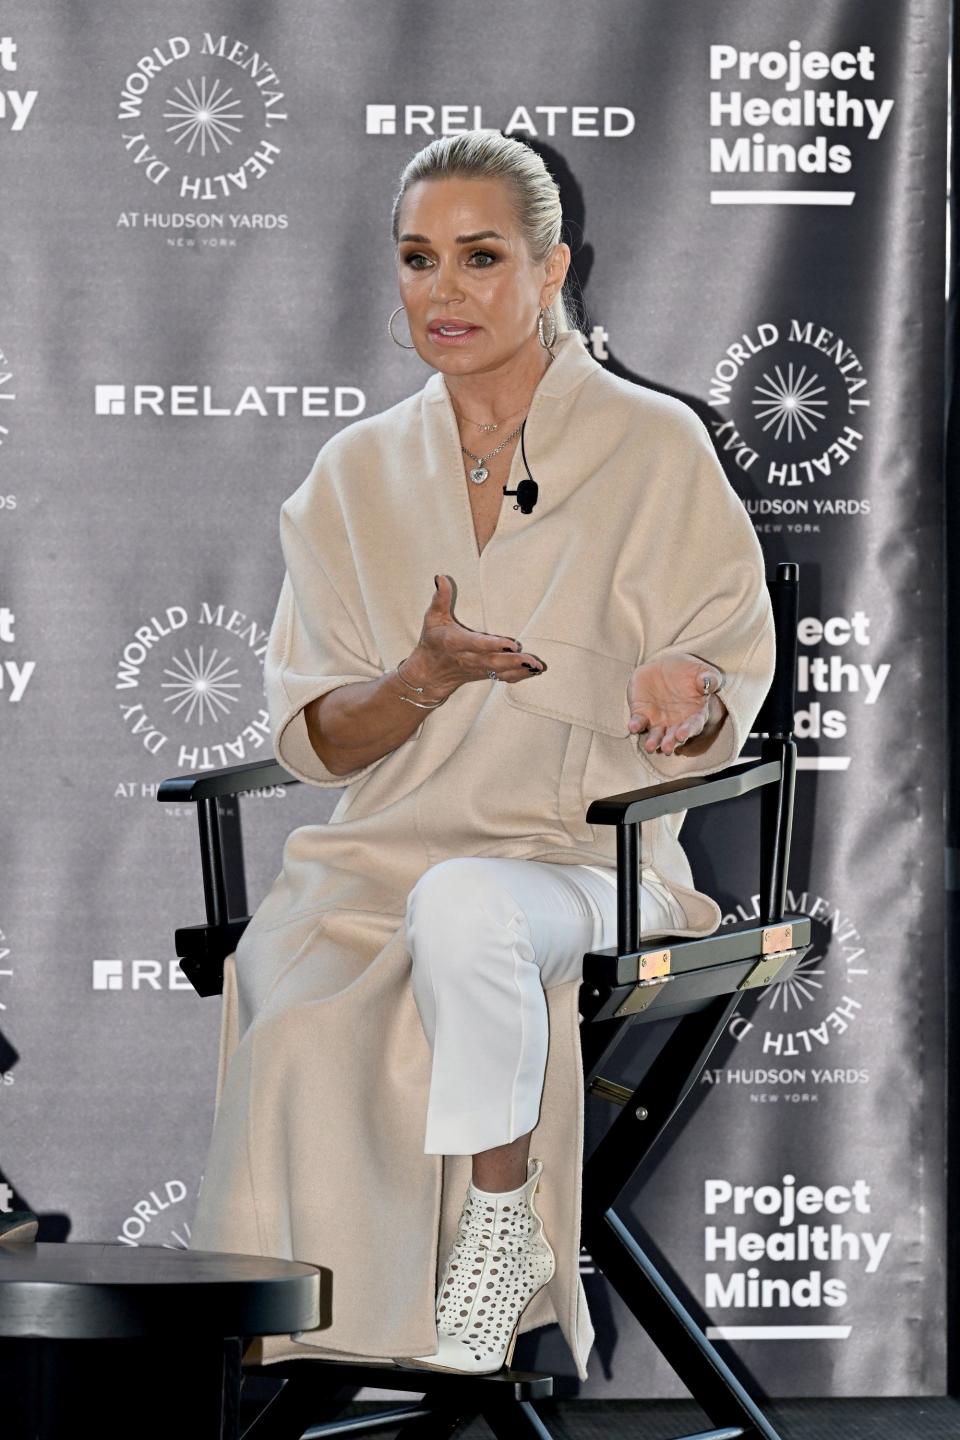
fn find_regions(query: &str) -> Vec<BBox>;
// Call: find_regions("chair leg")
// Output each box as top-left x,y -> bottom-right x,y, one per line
222,1337 -> 243,1440
580,1014 -> 632,1086
481,1399 -> 558,1439
240,1375 -> 350,1440
585,1208 -> 783,1440
583,994 -> 743,1215
389,1402 -> 473,1437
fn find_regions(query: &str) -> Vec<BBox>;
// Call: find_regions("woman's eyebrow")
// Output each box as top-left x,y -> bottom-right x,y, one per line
398,230 -> 506,244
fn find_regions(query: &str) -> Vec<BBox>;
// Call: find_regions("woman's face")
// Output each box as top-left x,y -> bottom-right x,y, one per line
395,175 -> 570,375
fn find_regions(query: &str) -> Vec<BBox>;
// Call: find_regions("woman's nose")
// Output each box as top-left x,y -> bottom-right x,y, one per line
430,262 -> 464,301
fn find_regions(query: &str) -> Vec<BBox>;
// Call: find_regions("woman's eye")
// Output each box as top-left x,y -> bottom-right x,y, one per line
403,250 -> 497,268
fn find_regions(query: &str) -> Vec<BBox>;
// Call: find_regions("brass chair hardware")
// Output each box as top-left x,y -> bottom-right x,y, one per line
638,948 -> 671,979
739,947 -> 802,990
586,1076 -> 634,1106
762,923 -> 793,954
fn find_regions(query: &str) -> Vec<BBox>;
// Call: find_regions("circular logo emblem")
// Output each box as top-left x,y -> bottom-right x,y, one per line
707,319 -> 871,485
117,33 -> 288,198
115,602 -> 270,770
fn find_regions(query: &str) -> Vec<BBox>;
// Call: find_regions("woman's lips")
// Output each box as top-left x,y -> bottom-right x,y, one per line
428,324 -> 479,345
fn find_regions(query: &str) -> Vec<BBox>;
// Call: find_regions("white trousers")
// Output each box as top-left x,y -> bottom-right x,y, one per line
404,857 -> 687,1156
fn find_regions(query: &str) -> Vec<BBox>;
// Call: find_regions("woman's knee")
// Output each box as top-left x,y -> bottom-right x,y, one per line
405,858 -> 521,963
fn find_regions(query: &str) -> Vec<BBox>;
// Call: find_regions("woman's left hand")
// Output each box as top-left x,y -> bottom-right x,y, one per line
627,652 -> 726,756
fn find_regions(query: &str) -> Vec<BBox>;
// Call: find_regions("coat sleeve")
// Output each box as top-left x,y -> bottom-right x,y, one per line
631,405 -> 777,782
263,445 -> 391,788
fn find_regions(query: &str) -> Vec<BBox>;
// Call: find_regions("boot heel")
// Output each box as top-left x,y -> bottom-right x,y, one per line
504,1318 -> 521,1369
502,1255 -> 553,1372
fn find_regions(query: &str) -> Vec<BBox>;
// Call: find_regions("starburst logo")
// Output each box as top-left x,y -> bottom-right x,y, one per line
752,362 -> 829,443
161,645 -> 242,724
765,950 -> 826,1013
164,76 -> 244,157
117,33 -> 288,200
115,601 -> 272,771
706,318 -> 871,486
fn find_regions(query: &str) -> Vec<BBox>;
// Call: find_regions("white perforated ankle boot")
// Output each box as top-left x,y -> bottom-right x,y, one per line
397,1156 -> 556,1374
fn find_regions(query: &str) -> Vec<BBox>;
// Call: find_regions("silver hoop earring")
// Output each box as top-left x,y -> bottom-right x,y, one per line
537,306 -> 558,351
388,305 -> 417,350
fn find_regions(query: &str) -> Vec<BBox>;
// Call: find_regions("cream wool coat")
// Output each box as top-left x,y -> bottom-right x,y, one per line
187,328 -> 776,1380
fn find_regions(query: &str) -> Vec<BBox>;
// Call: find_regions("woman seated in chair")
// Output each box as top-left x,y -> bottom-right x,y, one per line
188,130 -> 776,1381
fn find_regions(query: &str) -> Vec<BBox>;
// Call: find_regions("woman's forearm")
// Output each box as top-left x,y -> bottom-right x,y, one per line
305,646 -> 457,776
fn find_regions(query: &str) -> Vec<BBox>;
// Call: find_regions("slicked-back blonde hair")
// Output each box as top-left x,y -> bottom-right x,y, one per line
391,131 -> 579,336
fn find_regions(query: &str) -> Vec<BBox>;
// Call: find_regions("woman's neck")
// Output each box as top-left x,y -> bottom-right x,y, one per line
443,342 -> 553,427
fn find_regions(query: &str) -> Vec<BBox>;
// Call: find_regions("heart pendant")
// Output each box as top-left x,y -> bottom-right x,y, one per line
469,467 -> 489,484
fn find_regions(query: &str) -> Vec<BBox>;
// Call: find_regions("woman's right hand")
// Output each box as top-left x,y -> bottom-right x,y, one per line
408,573 -> 547,696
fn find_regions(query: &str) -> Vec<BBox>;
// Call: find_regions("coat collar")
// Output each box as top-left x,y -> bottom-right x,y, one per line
415,327 -> 605,588
422,327 -> 601,406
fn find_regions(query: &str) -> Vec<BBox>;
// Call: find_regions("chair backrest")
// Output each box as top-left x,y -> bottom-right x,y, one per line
754,561 -> 799,739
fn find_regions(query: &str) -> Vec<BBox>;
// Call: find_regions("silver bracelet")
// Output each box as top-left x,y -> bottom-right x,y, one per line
395,692 -> 445,709
390,653 -> 448,709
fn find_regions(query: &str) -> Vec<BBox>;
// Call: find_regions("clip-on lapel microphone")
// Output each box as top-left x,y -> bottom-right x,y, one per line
503,417 -> 539,514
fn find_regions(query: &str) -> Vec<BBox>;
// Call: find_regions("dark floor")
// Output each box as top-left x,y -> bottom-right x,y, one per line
239,1389 -> 960,1439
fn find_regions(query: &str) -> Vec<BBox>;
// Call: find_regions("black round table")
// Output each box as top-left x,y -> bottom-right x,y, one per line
0,1241 -> 326,1440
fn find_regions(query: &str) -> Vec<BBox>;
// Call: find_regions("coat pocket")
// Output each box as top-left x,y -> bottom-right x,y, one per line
502,635 -> 637,843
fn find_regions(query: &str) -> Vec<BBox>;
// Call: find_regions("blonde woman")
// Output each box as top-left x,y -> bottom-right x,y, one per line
189,131 -> 775,1381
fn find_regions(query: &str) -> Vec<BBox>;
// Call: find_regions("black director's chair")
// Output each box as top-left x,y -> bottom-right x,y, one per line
148,559 -> 809,1440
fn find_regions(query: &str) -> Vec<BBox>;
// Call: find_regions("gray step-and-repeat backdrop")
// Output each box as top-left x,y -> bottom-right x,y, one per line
0,0 -> 948,1400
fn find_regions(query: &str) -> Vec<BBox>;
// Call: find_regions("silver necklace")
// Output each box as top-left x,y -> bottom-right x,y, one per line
453,401 -> 528,435
460,420 -> 525,484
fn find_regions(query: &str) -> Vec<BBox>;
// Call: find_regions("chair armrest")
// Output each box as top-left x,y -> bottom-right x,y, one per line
585,756 -> 781,825
157,759 -> 300,803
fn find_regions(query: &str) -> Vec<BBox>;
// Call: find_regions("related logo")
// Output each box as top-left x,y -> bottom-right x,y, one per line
364,102 -> 635,138
114,601 -> 271,771
94,380 -> 365,419
117,33 -> 288,199
116,1178 -> 198,1247
92,959 -> 194,992
706,318 -> 871,488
